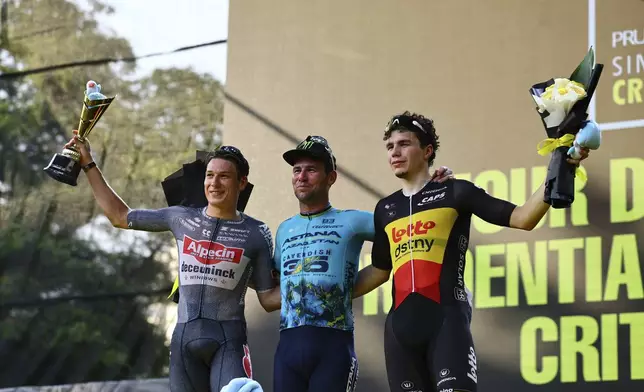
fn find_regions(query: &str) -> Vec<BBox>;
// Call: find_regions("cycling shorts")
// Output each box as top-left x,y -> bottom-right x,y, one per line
169,319 -> 253,392
273,326 -> 359,392
384,293 -> 477,392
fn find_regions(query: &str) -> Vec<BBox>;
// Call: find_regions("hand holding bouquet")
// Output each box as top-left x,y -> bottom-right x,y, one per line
529,47 -> 604,208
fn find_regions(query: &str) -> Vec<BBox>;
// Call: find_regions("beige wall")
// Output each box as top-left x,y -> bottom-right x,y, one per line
224,0 -> 644,390
223,0 -> 642,228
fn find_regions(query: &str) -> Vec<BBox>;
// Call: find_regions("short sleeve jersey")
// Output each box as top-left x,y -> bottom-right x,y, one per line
371,179 -> 516,310
127,206 -> 276,323
273,206 -> 374,331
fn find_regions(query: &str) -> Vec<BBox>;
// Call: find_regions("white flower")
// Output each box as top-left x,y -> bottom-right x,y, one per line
533,78 -> 587,128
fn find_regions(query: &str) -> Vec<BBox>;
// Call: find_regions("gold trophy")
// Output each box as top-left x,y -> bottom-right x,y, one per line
43,80 -> 116,186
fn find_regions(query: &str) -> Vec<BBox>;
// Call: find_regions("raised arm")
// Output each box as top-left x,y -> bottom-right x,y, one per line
65,131 -> 130,229
460,149 -> 589,231
508,182 -> 549,230
510,150 -> 589,229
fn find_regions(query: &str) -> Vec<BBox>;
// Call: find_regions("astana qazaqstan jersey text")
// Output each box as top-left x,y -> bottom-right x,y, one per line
272,206 -> 374,331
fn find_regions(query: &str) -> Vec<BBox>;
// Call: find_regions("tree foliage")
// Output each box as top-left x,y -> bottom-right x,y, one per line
0,0 -> 226,387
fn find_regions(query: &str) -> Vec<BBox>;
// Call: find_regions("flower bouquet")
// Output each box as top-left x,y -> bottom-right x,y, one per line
530,47 -> 604,209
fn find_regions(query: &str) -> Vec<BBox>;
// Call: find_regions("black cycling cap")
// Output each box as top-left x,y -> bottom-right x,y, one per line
283,135 -> 337,172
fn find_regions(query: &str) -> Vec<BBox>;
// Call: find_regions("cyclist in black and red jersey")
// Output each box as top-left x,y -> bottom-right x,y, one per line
353,111 -> 591,392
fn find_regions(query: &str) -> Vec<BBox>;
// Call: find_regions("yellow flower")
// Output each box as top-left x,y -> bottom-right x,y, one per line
542,78 -> 587,106
535,78 -> 588,128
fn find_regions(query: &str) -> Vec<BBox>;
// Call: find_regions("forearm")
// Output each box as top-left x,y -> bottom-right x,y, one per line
257,287 -> 281,312
510,182 -> 549,230
84,166 -> 130,228
353,266 -> 390,299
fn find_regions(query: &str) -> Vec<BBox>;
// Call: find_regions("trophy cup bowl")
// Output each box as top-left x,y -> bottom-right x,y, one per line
44,90 -> 115,186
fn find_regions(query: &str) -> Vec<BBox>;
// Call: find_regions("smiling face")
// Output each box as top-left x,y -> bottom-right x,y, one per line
385,129 -> 433,179
203,158 -> 247,211
291,157 -> 336,204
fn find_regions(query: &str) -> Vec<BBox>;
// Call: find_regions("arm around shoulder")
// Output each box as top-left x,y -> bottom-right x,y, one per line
353,265 -> 390,299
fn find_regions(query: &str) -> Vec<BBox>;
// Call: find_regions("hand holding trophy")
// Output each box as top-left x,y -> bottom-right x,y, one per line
43,80 -> 116,186
529,47 -> 604,209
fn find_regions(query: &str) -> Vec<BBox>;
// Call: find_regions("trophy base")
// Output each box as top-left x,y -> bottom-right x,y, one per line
43,153 -> 81,186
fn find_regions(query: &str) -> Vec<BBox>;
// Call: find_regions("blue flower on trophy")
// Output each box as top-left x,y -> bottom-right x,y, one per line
85,80 -> 107,100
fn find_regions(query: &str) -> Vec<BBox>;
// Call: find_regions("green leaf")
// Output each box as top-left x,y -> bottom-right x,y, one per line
570,46 -> 595,88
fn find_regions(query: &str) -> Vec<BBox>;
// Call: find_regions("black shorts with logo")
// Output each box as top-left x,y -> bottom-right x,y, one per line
169,319 -> 253,392
274,325 -> 359,392
371,179 -> 516,392
383,294 -> 477,392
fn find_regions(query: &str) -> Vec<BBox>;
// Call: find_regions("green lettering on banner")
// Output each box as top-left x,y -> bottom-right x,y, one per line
610,158 -> 643,223
520,316 -> 558,385
560,315 -> 600,383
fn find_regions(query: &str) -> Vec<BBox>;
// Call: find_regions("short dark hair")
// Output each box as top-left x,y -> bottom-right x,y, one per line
383,111 -> 440,167
205,146 -> 250,179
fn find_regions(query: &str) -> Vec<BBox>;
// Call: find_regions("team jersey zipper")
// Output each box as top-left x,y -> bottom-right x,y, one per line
409,194 -> 416,293
199,217 -> 221,319
300,215 -> 313,324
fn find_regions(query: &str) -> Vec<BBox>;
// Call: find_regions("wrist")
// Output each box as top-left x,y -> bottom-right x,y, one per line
79,153 -> 95,167
82,161 -> 97,173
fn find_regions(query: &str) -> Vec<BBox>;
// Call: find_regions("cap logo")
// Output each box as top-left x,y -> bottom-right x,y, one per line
299,141 -> 314,150
309,136 -> 327,144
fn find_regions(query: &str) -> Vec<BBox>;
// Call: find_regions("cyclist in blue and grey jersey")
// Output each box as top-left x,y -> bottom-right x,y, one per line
271,135 -> 454,392
64,130 -> 279,392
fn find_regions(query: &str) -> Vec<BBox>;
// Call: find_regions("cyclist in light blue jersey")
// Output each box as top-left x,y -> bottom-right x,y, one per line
271,135 -> 453,392
274,194 -> 373,332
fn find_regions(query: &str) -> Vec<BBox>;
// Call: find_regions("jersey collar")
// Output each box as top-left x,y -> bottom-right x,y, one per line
200,207 -> 245,223
299,204 -> 333,218
402,179 -> 431,197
